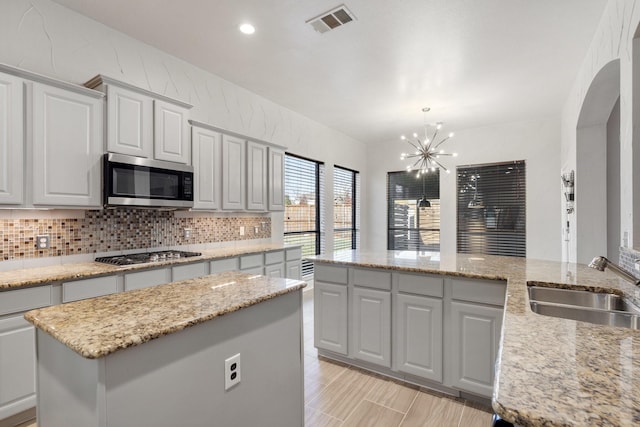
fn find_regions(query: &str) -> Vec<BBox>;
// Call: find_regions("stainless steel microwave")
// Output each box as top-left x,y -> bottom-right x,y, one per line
104,153 -> 194,208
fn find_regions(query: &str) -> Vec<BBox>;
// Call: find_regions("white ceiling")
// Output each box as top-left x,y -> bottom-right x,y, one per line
50,0 -> 607,144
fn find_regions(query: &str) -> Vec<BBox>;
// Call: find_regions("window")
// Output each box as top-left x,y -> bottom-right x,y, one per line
457,161 -> 526,257
333,166 -> 360,251
387,170 -> 440,251
284,153 -> 325,276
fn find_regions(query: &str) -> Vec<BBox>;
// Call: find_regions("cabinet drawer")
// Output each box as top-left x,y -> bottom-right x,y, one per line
451,278 -> 507,306
397,273 -> 443,297
314,264 -> 348,285
210,257 -> 239,273
0,285 -> 51,316
286,247 -> 302,261
241,266 -> 264,276
172,262 -> 207,282
352,268 -> 391,291
240,254 -> 263,269
63,276 -> 118,303
125,268 -> 169,291
265,250 -> 284,265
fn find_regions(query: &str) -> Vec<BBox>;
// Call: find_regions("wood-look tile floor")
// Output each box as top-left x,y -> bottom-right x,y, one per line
17,288 -> 492,427
302,289 -> 493,427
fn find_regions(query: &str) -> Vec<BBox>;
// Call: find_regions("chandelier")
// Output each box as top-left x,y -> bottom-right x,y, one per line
400,107 -> 457,177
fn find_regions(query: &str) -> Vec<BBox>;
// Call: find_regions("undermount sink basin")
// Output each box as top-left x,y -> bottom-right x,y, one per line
528,286 -> 640,329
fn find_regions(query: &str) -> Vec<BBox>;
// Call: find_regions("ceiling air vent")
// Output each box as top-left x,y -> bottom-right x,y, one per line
307,5 -> 356,34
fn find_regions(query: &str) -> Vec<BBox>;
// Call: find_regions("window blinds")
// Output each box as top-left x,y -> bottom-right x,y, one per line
387,170 -> 440,251
456,161 -> 526,257
333,166 -> 360,251
284,153 -> 325,277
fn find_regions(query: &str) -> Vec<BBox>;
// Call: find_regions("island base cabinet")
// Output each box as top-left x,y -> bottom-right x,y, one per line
314,282 -> 348,355
35,291 -> 303,427
449,301 -> 503,398
351,287 -> 391,367
394,294 -> 443,382
0,316 -> 36,420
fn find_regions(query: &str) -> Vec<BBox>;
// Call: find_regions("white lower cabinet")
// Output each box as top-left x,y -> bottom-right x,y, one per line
449,301 -> 503,397
265,263 -> 284,278
394,293 -> 443,382
286,262 -> 302,280
351,287 -> 391,367
312,262 -> 506,399
124,268 -> 170,291
0,316 -> 36,420
172,262 -> 207,282
314,282 -> 348,355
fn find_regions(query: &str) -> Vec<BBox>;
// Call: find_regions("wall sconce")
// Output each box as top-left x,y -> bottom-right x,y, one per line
561,170 -> 575,214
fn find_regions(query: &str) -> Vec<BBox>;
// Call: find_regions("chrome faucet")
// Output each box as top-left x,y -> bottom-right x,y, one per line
588,256 -> 640,286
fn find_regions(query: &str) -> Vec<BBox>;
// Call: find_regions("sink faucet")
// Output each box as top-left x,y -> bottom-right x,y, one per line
588,256 -> 640,286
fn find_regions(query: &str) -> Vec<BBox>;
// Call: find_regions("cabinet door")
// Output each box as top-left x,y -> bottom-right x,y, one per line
265,263 -> 284,278
221,134 -> 245,210
286,261 -> 302,280
106,85 -> 153,158
192,127 -> 221,210
351,287 -> 391,367
395,294 -> 443,382
246,141 -> 267,211
450,301 -> 503,397
0,72 -> 24,204
31,83 -> 102,207
153,100 -> 190,164
268,147 -> 285,211
0,316 -> 36,420
314,282 -> 348,355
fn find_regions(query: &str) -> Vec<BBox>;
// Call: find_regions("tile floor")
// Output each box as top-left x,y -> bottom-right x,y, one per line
16,288 -> 493,427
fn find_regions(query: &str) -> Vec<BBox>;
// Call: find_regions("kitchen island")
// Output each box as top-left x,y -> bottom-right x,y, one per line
24,271 -> 306,427
311,250 -> 640,427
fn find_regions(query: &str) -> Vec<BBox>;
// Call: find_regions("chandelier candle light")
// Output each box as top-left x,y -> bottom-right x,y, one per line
400,107 -> 457,177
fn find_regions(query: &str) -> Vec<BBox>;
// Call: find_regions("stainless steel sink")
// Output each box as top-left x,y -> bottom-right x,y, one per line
528,286 -> 640,329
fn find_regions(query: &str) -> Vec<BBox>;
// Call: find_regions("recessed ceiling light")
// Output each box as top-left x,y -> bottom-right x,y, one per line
239,23 -> 255,35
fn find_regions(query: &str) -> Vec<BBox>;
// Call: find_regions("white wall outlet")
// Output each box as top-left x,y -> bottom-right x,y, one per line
183,228 -> 192,239
239,226 -> 245,236
224,353 -> 241,391
254,226 -> 259,234
36,234 -> 50,249
635,260 -> 640,272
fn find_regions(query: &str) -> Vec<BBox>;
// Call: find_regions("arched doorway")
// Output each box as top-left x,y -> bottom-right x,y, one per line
575,59 -> 620,264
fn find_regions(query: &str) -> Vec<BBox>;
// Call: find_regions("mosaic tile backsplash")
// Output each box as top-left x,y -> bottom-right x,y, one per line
619,247 -> 640,280
0,209 -> 271,261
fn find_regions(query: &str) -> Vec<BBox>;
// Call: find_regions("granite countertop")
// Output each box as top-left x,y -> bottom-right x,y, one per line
311,250 -> 640,427
0,244 -> 297,290
24,271 -> 306,359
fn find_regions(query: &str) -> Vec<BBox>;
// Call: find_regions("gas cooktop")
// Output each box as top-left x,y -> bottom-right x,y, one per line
95,250 -> 202,266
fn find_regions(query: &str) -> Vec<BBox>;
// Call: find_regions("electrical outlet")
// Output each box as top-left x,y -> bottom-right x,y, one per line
225,353 -> 241,390
635,260 -> 640,272
183,228 -> 192,239
254,226 -> 259,234
36,235 -> 50,249
239,226 -> 245,236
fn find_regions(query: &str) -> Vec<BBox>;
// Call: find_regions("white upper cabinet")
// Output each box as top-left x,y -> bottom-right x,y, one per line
268,147 -> 285,211
189,119 -> 287,212
246,141 -> 267,211
106,85 -> 153,158
154,100 -> 190,164
85,75 -> 192,164
0,72 -> 24,205
30,82 -> 103,207
192,126 -> 221,210
222,134 -> 245,210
